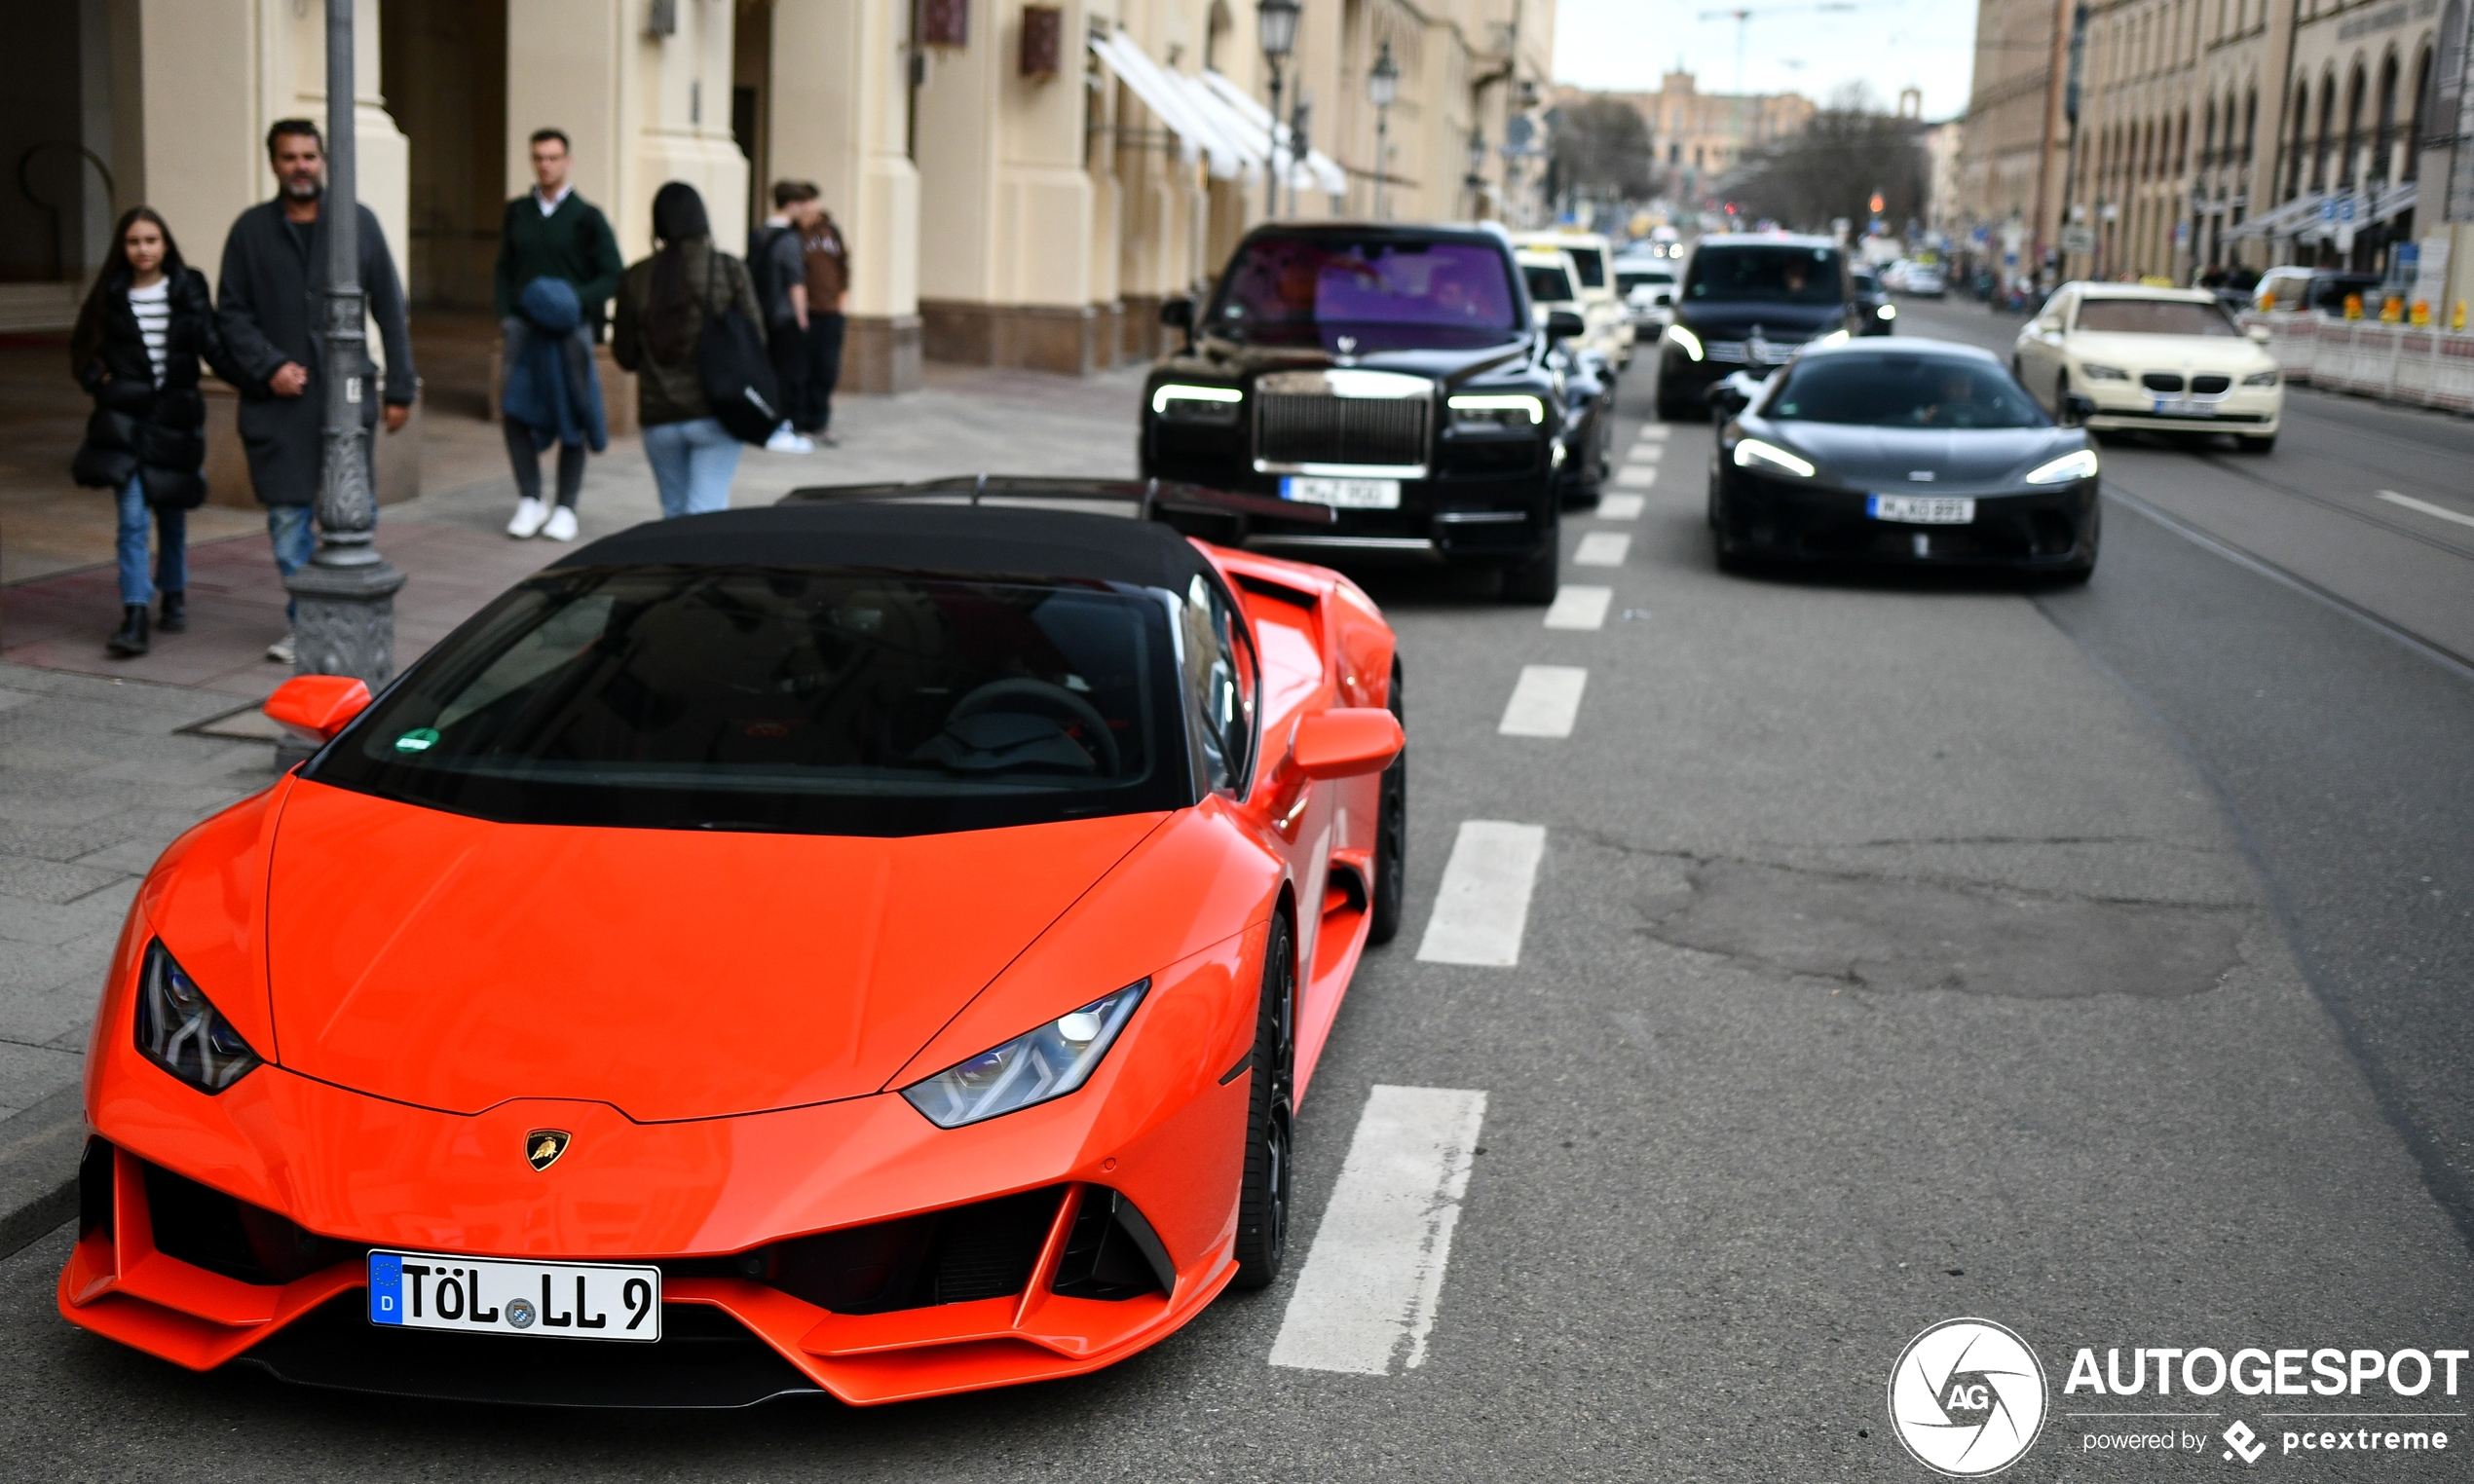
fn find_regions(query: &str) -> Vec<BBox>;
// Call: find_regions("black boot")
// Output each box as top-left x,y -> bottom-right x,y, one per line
158,590 -> 187,633
106,604 -> 150,657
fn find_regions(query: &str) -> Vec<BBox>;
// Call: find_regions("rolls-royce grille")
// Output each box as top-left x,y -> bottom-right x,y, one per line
1257,394 -> 1429,467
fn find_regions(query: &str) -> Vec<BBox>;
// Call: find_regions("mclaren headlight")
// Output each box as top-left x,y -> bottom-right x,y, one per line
1447,393 -> 1546,429
2023,448 -> 2101,485
1150,384 -> 1243,426
1665,324 -> 1704,361
902,981 -> 1148,1129
133,940 -> 262,1094
1732,436 -> 1816,480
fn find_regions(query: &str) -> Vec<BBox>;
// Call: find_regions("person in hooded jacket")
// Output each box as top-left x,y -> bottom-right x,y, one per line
70,206 -> 246,657
500,275 -> 608,539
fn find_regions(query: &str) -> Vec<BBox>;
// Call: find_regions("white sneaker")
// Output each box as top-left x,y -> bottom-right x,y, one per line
764,424 -> 813,454
265,630 -> 296,665
506,497 -> 549,538
543,505 -> 579,542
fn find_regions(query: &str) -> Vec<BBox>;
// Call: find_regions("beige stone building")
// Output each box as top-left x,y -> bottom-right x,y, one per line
1568,71 -> 1816,201
1,0 -> 1553,386
1956,0 -> 2072,284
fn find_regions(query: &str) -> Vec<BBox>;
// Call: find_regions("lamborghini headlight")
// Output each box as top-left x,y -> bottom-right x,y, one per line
1732,437 -> 1816,479
902,981 -> 1148,1129
133,940 -> 261,1094
2023,448 -> 2101,485
1150,384 -> 1243,425
1665,324 -> 1704,361
1447,393 -> 1546,429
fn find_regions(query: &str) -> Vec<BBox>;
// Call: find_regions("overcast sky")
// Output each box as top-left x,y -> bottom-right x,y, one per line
1549,0 -> 1981,122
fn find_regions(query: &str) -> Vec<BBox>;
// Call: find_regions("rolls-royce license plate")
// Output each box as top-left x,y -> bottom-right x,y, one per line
367,1249 -> 661,1341
1866,494 -> 1975,524
1281,476 -> 1401,509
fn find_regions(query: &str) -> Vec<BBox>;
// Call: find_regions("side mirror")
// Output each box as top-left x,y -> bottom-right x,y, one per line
264,674 -> 372,745
2063,393 -> 2099,424
2247,323 -> 2271,344
1545,309 -> 1587,341
1158,297 -> 1195,330
1292,708 -> 1404,781
1707,371 -> 1761,416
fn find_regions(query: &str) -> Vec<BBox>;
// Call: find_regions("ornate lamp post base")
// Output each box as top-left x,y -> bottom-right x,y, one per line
286,556 -> 407,684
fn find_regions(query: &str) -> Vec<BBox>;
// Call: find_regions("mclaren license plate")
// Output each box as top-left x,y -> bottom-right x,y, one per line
1866,494 -> 1975,524
367,1249 -> 661,1341
1281,476 -> 1401,509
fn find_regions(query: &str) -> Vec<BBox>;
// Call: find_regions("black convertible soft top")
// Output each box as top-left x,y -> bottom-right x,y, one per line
548,496 -> 1221,592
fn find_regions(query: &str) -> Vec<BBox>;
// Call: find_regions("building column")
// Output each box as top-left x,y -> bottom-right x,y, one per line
914,0 -> 1097,374
768,0 -> 921,392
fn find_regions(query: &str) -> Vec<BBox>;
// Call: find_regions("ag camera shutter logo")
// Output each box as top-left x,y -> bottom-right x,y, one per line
1889,1317 -> 2050,1475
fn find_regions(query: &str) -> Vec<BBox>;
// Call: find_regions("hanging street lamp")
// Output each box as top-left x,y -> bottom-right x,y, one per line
1257,0 -> 1299,218
1368,39 -> 1399,221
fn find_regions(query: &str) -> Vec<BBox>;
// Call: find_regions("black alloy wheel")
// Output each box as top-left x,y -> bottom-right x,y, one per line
1499,512 -> 1560,604
2055,373 -> 2080,425
1232,912 -> 1296,1289
1366,661 -> 1406,946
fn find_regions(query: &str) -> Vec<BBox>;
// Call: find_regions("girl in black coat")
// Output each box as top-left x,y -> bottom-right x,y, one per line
70,206 -> 243,656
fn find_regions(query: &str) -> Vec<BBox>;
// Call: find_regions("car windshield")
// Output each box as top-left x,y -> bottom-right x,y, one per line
1564,247 -> 1607,288
306,567 -> 1189,836
1765,354 -> 2049,429
1523,263 -> 1578,304
1852,272 -> 1879,292
1685,245 -> 1846,305
2076,299 -> 2239,336
1209,236 -> 1523,350
1616,270 -> 1674,293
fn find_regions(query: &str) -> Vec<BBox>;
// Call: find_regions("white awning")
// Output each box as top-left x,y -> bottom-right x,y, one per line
1199,69 -> 1350,196
2225,182 -> 2419,241
1089,32 -> 1254,179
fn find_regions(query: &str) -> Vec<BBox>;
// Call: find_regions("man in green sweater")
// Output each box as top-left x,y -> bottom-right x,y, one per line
494,128 -> 624,542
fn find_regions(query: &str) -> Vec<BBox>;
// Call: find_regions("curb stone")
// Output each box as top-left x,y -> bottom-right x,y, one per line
0,1081 -> 86,1262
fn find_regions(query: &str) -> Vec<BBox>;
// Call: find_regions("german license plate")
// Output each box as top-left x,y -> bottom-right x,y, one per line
367,1249 -> 661,1341
1866,495 -> 1975,524
2154,396 -> 2216,417
1281,476 -> 1401,509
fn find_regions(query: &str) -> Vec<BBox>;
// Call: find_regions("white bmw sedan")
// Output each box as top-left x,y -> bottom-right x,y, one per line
2011,283 -> 2284,453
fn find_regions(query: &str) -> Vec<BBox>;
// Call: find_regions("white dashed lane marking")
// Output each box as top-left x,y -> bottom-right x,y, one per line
1574,532 -> 1631,566
1614,465 -> 1659,489
1498,664 -> 1588,738
1635,424 -> 1670,440
1415,821 -> 1547,966
1543,584 -> 1612,630
1268,1086 -> 1489,1376
1626,442 -> 1664,462
2378,490 -> 2474,530
1595,494 -> 1644,519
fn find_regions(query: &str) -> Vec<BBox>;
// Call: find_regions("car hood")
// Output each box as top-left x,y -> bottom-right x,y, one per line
1672,302 -> 1846,340
1172,334 -> 1534,390
2061,331 -> 2275,373
1751,420 -> 2080,491
262,781 -> 1167,1121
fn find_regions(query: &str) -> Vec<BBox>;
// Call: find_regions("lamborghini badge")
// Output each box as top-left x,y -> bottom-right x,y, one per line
525,1130 -> 571,1171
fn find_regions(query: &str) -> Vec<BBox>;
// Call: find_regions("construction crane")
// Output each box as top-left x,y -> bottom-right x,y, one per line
1696,2 -> 1857,95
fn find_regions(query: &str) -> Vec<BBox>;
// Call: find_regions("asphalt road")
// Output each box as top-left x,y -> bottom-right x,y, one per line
2,329 -> 2469,1481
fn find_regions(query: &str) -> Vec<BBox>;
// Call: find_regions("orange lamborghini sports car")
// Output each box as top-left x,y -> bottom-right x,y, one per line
58,484 -> 1406,1408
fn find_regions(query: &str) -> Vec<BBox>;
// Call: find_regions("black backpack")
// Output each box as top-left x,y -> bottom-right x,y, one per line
695,251 -> 782,444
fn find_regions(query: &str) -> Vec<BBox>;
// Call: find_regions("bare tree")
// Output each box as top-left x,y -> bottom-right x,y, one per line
1546,96 -> 1658,205
1725,84 -> 1927,232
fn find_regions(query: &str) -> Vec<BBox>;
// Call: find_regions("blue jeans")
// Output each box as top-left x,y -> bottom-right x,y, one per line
115,477 -> 186,607
267,504 -> 319,622
643,417 -> 740,518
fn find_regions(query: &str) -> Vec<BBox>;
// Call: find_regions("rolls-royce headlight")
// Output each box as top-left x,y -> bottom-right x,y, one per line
1732,437 -> 1816,479
1447,393 -> 1546,429
1877,304 -> 1896,320
1816,328 -> 1852,347
1150,384 -> 1243,425
133,941 -> 262,1094
902,981 -> 1148,1129
2024,448 -> 2101,485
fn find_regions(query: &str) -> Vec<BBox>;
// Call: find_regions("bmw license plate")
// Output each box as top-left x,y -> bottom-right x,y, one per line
2154,396 -> 2215,417
1866,494 -> 1975,524
367,1249 -> 661,1341
1281,476 -> 1401,509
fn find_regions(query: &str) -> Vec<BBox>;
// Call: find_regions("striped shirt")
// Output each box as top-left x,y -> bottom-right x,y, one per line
128,278 -> 171,385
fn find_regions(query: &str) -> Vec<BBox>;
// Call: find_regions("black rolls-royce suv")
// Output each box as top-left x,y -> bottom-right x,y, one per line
1140,223 -> 1584,604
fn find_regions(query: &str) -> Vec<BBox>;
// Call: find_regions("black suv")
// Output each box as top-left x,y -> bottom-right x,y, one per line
1656,234 -> 1863,419
1140,223 -> 1584,603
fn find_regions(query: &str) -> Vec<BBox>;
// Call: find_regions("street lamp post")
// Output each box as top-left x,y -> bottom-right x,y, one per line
1289,96 -> 1312,218
1368,40 -> 1398,220
286,0 -> 404,683
1465,129 -> 1488,216
1257,0 -> 1299,219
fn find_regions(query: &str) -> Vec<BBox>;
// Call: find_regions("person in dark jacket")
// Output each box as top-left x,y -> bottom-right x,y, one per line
215,118 -> 417,665
493,128 -> 623,540
612,183 -> 765,517
70,206 -> 246,657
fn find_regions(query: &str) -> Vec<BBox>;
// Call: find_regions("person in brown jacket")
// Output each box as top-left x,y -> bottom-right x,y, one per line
610,182 -> 764,517
797,194 -> 849,444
